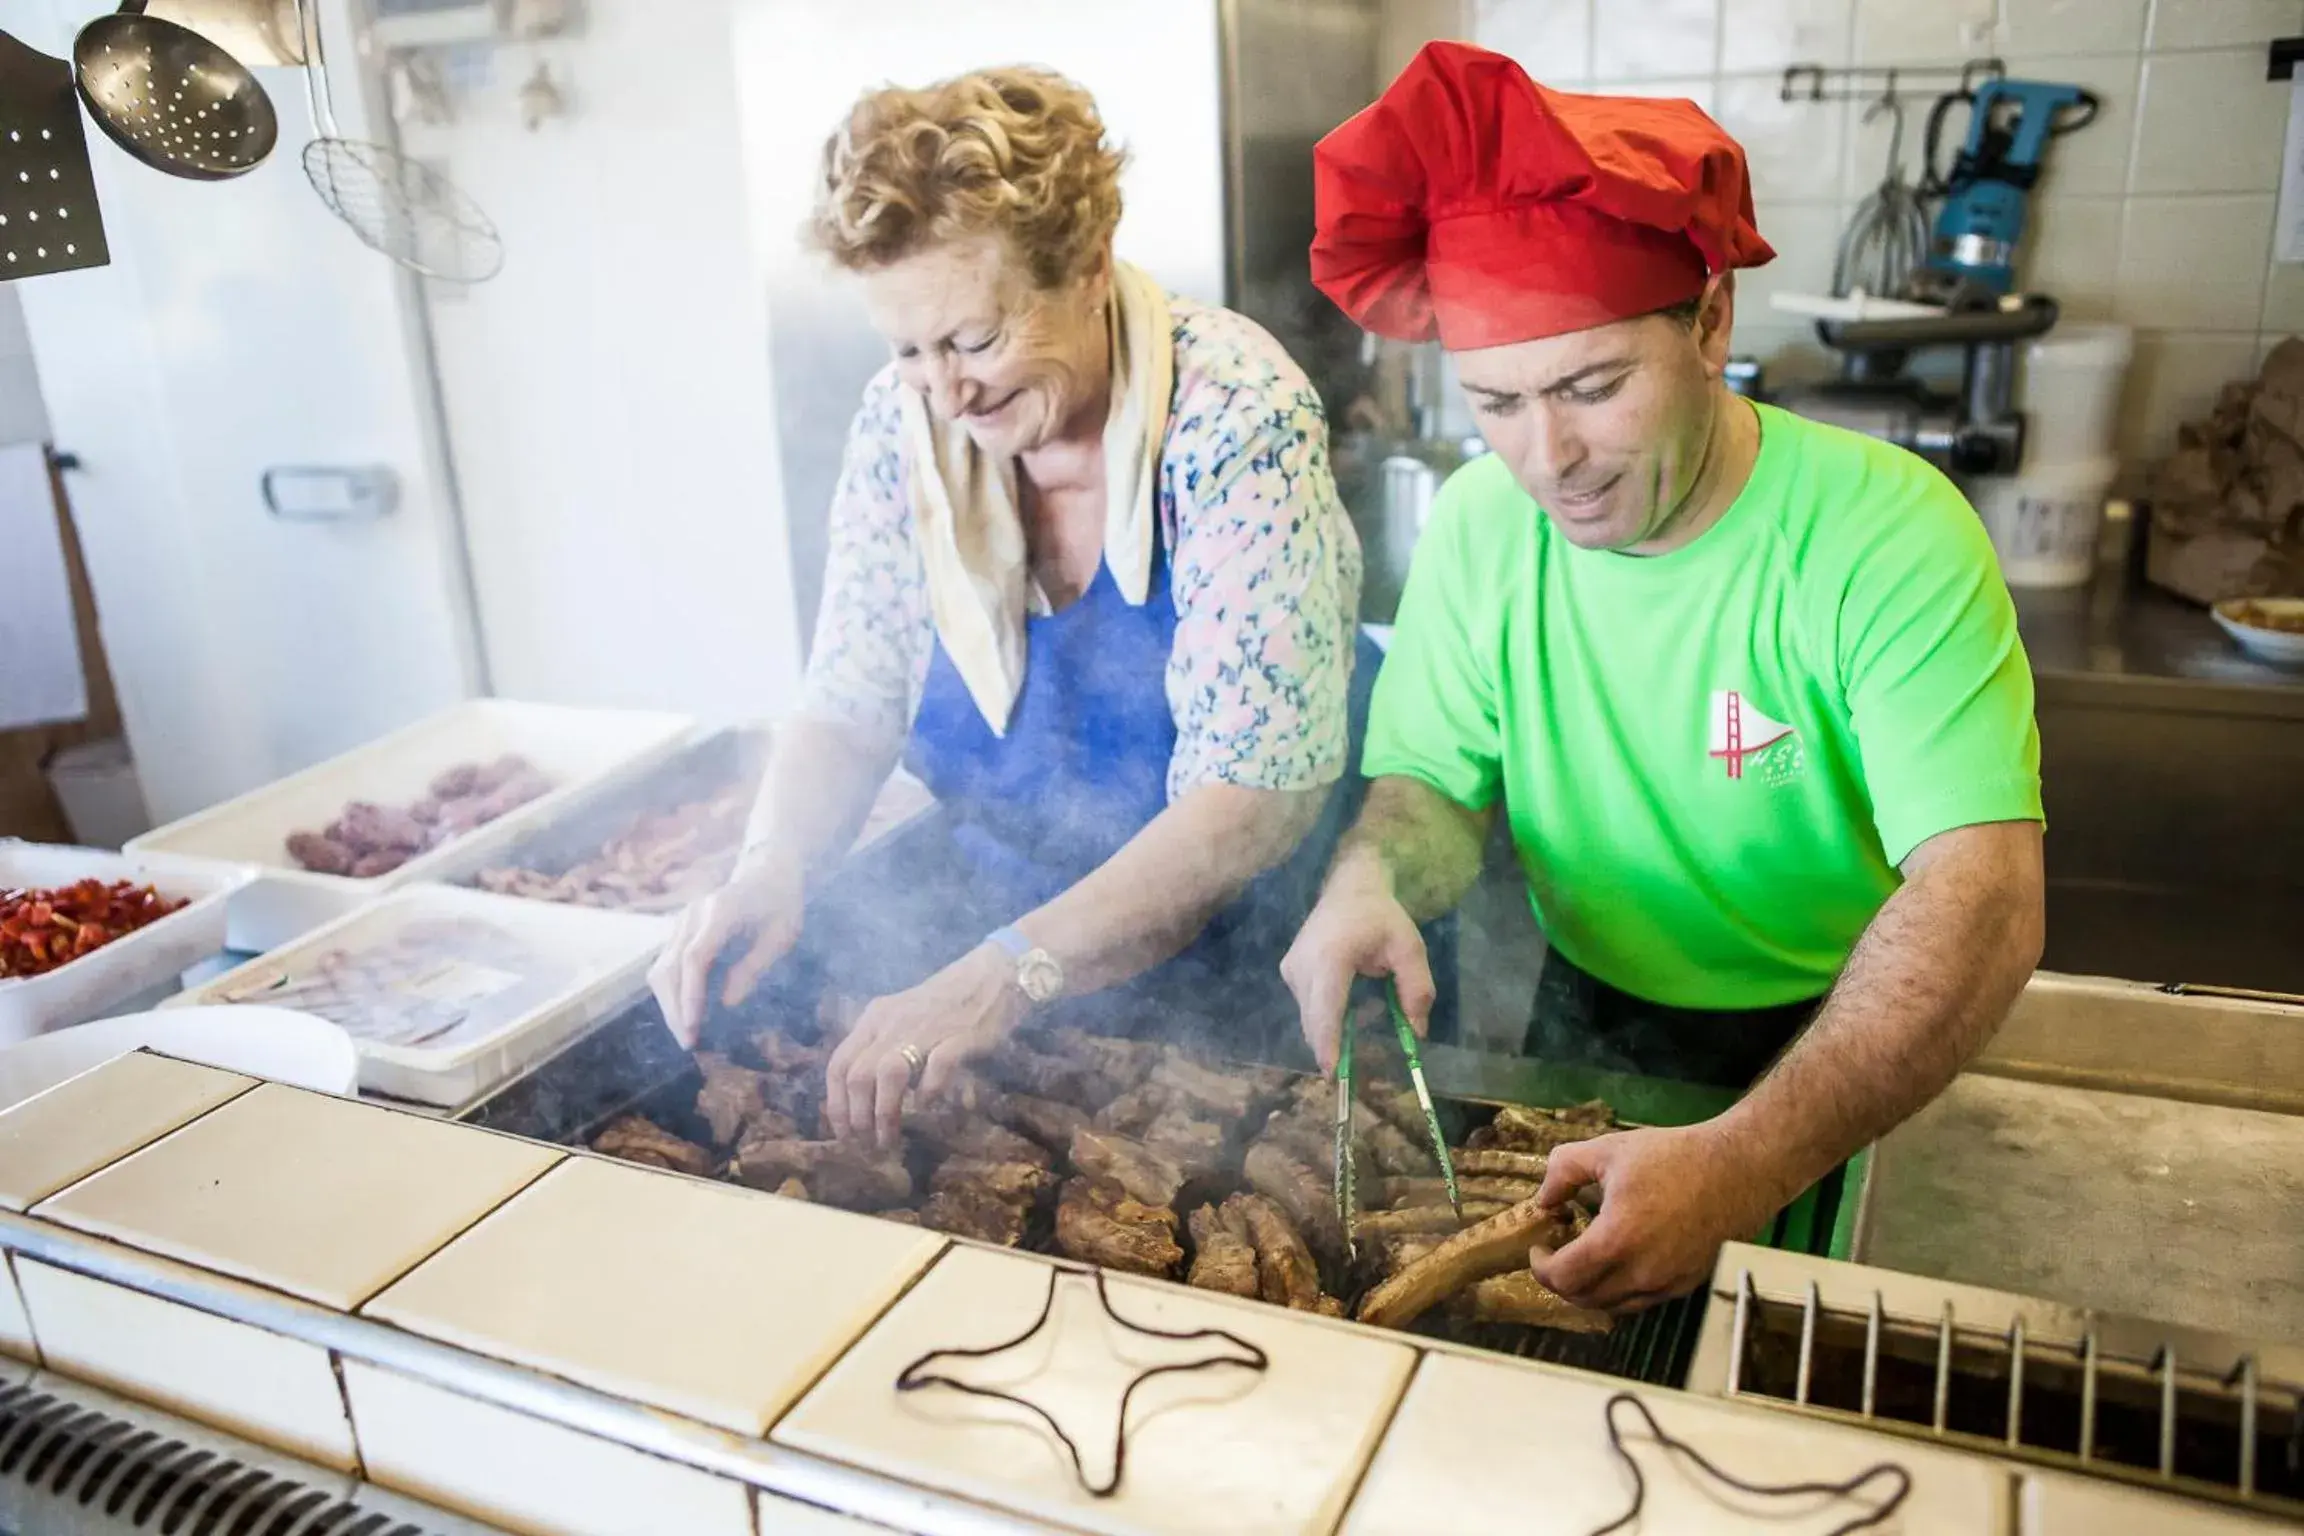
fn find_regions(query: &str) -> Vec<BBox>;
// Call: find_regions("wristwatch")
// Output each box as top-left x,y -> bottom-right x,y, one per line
986,925 -> 1064,1006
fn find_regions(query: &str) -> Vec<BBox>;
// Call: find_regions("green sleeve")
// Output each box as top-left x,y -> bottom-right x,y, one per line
1832,465 -> 2044,866
1361,469 -> 1506,811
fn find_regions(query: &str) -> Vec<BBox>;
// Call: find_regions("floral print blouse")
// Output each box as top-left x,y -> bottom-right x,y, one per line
797,295 -> 1365,801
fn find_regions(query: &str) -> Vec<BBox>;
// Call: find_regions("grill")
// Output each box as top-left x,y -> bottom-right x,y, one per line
1688,1244 -> 2304,1521
0,1371 -> 486,1536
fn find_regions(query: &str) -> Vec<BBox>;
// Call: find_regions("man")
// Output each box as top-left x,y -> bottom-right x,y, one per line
1283,42 -> 2046,1313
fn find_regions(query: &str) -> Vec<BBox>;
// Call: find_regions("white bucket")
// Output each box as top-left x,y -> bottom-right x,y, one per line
1973,455 -> 2119,589
2019,324 -> 2133,468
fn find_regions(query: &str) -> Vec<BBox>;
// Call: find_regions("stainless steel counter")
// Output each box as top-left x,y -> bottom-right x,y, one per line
2016,583 -> 2304,698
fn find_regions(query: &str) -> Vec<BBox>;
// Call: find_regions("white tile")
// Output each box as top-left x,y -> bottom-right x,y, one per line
1993,53 -> 2142,198
1593,0 -> 1718,80
1344,1353 -> 2013,1534
0,1255 -> 33,1364
2021,196 -> 2126,316
2116,194 -> 2275,328
1840,89 -> 1933,197
2003,0 -> 2151,54
1738,201 -> 1848,316
345,1360 -> 755,1536
2147,0 -> 2304,51
756,1492 -> 889,1533
1716,73 -> 1847,202
1598,75 -> 1718,113
2020,1467 -> 2300,1532
17,1259 -> 358,1471
364,1156 -> 943,1437
2118,330 -> 2263,461
776,1245 -> 1417,1536
0,1051 -> 253,1212
1721,0 -> 1855,74
2264,252 -> 2304,329
2131,48 -> 2291,194
1475,0 -> 1593,83
36,1083 -> 562,1311
1854,0 -> 1999,65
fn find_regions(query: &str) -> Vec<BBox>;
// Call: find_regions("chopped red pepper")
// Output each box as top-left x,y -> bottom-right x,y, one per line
0,879 -> 187,980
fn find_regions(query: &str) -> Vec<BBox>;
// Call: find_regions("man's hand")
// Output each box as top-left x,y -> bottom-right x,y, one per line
824,946 -> 1030,1148
1528,1123 -> 1790,1313
1280,864 -> 1434,1074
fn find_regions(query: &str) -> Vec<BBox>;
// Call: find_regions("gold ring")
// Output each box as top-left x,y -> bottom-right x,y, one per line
897,1043 -> 924,1083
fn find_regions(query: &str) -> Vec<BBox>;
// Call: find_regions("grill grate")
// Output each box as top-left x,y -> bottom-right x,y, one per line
1716,1263 -> 2304,1520
0,1376 -> 462,1536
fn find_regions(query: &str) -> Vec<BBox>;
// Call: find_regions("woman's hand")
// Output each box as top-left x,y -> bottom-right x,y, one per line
1280,861 -> 1435,1074
648,852 -> 807,1049
825,946 -> 1029,1147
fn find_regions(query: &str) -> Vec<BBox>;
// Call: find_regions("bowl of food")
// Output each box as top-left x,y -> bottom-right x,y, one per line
2211,597 -> 2304,667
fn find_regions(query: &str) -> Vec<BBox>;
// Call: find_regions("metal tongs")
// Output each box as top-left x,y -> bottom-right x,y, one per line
1334,980 -> 1463,1259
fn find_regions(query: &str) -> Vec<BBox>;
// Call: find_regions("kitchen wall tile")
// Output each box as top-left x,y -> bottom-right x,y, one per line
1601,75 -> 1719,112
2263,255 -> 2304,331
35,1083 -> 561,1311
777,1245 -> 1418,1536
0,1051 -> 253,1213
1592,0 -> 1718,80
1853,0 -> 1999,66
17,1258 -> 357,1470
1474,0 -> 1593,82
2003,0 -> 2151,55
2119,330 -> 2263,461
2146,0 -> 2304,51
0,1256 -> 33,1364
2131,48 -> 2291,194
1717,73 -> 1848,201
2022,196 -> 2128,317
1720,0 -> 1855,74
1739,201 -> 1848,316
344,1360 -> 754,1536
364,1156 -> 943,1437
2116,194 -> 2275,328
1992,53 -> 2142,198
1380,0 -> 1476,81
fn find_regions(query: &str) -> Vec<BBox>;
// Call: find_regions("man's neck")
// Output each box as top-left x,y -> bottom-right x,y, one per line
1625,386 -> 1760,557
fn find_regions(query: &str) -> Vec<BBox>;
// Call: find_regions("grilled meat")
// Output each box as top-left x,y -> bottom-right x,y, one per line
911,1111 -> 1052,1170
1482,1102 -> 1614,1156
1356,1196 -> 1581,1329
1377,1234 -> 1445,1274
730,1133 -> 912,1209
1056,1031 -> 1165,1086
1351,1202 -> 1512,1239
1242,1141 -> 1345,1257
1149,1054 -> 1256,1120
1054,1176 -> 1182,1276
1364,1116 -> 1434,1177
878,1209 -> 922,1225
1451,1149 -> 1551,1180
1090,1083 -> 1175,1137
1137,1108 -> 1226,1177
1364,1087 -> 1431,1141
983,1042 -> 1107,1109
1184,1202 -> 1260,1298
1449,1272 -> 1612,1334
1229,1192 -> 1326,1311
695,1053 -> 796,1149
920,1184 -> 1032,1247
982,1093 -> 1094,1157
1069,1128 -> 1186,1208
1380,1175 -> 1543,1208
774,1176 -> 808,1200
929,1157 -> 1056,1207
592,1115 -> 716,1178
746,1028 -> 828,1077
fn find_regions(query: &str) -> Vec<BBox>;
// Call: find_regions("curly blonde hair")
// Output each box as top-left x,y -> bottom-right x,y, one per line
810,65 -> 1126,290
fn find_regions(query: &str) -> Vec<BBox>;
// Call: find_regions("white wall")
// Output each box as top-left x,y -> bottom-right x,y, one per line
1467,0 -> 2304,467
0,290 -> 51,448
399,1 -> 806,726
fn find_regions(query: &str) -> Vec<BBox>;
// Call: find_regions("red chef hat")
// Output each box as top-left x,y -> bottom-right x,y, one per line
1312,41 -> 1776,350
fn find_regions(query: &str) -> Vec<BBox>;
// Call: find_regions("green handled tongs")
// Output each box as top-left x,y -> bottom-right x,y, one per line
1334,979 -> 1465,1259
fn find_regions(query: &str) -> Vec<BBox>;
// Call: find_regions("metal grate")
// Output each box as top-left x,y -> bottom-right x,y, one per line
0,1375 -> 467,1536
1712,1261 -> 2304,1521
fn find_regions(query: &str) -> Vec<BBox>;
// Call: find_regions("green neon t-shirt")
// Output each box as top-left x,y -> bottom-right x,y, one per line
1364,401 -> 2043,1010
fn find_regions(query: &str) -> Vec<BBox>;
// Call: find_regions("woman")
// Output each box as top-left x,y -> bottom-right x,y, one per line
650,65 -> 1367,1146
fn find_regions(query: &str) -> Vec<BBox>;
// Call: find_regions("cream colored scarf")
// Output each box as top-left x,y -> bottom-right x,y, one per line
898,260 -> 1174,736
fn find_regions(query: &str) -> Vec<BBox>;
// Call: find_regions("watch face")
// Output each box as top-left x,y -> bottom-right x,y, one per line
1017,950 -> 1064,1005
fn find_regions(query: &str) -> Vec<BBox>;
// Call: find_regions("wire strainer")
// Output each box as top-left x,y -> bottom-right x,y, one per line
293,0 -> 500,282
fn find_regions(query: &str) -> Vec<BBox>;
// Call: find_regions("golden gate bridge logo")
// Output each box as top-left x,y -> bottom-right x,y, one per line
1708,690 -> 1796,780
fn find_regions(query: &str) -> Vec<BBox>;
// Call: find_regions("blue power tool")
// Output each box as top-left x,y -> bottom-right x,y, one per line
1919,78 -> 2100,296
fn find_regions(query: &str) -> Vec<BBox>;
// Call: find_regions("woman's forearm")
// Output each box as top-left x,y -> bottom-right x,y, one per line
739,715 -> 899,884
1012,781 -> 1330,994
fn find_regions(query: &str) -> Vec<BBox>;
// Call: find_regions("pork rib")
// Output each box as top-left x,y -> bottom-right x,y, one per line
592,1115 -> 715,1178
1356,1196 -> 1580,1329
1053,1177 -> 1182,1276
1185,1203 -> 1259,1299
730,1134 -> 912,1209
1069,1128 -> 1186,1208
1451,1149 -> 1551,1180
1450,1271 -> 1613,1334
1242,1141 -> 1345,1256
1229,1192 -> 1321,1310
1380,1175 -> 1543,1208
1350,1201 -> 1510,1239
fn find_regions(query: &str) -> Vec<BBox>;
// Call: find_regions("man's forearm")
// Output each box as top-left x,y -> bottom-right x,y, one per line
1326,776 -> 1493,923
740,715 -> 898,883
1016,781 -> 1329,993
1716,822 -> 2045,1209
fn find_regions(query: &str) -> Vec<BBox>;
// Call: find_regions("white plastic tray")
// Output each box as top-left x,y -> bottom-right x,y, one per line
0,842 -> 254,1045
126,700 -> 697,952
169,884 -> 664,1109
